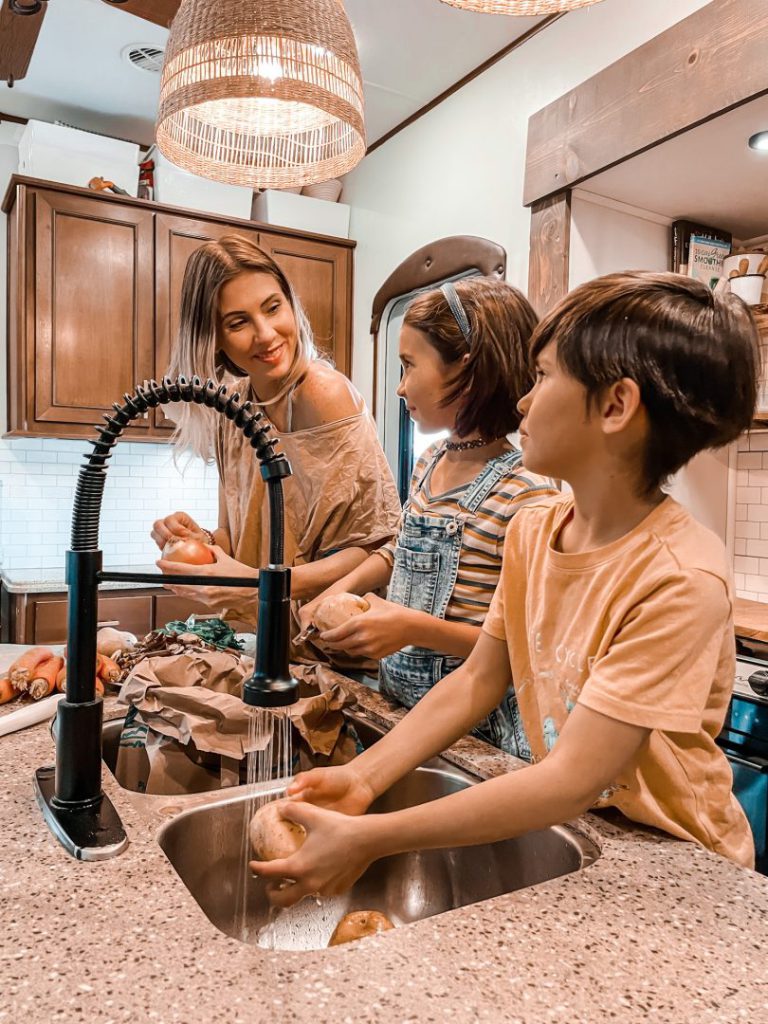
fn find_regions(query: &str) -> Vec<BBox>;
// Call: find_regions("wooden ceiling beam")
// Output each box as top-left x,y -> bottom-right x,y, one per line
0,0 -> 47,84
97,0 -> 179,30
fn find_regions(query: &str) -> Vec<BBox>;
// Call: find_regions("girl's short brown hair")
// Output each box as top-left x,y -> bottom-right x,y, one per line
530,271 -> 760,495
403,277 -> 538,439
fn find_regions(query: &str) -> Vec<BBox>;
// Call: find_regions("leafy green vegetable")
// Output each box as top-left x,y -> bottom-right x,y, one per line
159,616 -> 243,651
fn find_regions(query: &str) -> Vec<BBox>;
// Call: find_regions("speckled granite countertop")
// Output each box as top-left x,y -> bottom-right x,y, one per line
1,565 -> 162,594
1,644 -> 767,1024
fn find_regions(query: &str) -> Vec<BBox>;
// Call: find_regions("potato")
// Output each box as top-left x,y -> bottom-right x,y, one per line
249,798 -> 306,861
328,910 -> 394,946
313,593 -> 370,633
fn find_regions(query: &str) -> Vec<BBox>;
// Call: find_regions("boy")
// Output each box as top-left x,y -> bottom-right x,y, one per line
251,272 -> 759,904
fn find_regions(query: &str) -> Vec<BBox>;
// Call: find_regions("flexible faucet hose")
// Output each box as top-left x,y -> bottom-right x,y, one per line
71,376 -> 291,563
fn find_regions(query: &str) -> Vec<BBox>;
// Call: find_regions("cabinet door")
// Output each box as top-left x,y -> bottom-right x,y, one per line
257,232 -> 353,377
33,190 -> 155,435
154,213 -> 260,430
30,593 -> 154,645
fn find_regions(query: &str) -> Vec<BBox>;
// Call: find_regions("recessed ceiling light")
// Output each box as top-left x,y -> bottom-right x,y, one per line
748,131 -> 768,152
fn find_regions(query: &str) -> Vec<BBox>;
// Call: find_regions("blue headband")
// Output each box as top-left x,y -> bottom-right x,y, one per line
440,281 -> 472,346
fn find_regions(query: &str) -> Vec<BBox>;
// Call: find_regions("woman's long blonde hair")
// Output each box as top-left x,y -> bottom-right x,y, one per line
167,234 -> 316,461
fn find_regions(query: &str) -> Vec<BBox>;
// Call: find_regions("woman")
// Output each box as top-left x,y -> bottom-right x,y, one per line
152,234 -> 401,649
300,278 -> 558,756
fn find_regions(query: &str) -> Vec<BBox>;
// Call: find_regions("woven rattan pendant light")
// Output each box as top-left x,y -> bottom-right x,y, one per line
439,0 -> 603,14
156,0 -> 366,189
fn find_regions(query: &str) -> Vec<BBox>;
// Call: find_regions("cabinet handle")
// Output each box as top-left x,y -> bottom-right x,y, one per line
97,619 -> 120,628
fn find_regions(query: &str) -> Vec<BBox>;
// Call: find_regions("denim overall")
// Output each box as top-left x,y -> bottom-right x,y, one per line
379,447 -> 531,759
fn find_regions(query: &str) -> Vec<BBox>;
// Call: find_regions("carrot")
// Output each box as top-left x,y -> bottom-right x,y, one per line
97,654 -> 121,684
28,656 -> 64,701
9,647 -> 54,691
0,676 -> 19,705
55,665 -> 67,693
54,668 -> 104,698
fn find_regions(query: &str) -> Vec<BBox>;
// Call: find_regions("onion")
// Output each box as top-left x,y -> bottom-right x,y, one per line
162,537 -> 215,566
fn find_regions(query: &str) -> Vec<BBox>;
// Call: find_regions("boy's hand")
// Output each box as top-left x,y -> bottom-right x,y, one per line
319,593 -> 416,659
249,802 -> 376,907
286,764 -> 376,816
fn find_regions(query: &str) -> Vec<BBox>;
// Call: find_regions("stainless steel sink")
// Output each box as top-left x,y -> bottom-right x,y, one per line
157,762 -> 600,950
102,713 -> 377,795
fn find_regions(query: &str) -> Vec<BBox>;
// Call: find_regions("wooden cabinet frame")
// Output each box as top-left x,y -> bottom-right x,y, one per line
3,175 -> 356,440
525,0 -> 768,313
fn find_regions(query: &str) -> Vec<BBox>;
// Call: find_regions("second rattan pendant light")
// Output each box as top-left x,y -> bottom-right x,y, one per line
155,0 -> 366,189
439,0 -> 603,14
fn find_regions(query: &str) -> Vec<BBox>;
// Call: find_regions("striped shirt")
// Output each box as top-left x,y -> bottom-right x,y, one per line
376,442 -> 558,626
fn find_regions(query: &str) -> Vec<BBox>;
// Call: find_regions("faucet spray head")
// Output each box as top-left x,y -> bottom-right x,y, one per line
242,565 -> 299,708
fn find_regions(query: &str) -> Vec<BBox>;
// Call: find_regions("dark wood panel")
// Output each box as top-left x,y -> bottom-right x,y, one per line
33,190 -> 155,429
154,214 -> 259,430
259,232 -> 352,376
0,0 -> 47,83
31,594 -> 153,645
528,192 -> 571,316
153,593 -> 222,627
524,0 -> 768,205
98,0 -> 179,28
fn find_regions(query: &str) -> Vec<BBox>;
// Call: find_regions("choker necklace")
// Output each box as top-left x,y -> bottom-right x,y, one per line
444,437 -> 494,452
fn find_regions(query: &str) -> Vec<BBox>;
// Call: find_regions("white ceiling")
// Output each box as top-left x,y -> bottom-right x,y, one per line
0,0 -> 545,148
585,93 -> 768,241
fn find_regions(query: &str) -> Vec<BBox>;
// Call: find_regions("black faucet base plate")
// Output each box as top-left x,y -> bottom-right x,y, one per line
34,766 -> 129,861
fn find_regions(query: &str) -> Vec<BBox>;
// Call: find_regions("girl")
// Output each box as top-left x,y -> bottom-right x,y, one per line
151,234 -> 401,647
300,277 -> 557,756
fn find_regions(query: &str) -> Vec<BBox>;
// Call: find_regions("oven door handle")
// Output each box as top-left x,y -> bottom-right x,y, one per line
722,747 -> 768,772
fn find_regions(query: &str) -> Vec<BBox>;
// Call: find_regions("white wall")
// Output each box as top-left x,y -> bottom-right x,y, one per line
343,0 -> 712,407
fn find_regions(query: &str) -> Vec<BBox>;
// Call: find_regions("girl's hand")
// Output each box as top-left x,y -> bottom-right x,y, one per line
318,593 -> 416,659
151,511 -> 207,551
286,763 -> 376,816
155,546 -> 258,612
249,802 -> 376,908
297,595 -> 322,635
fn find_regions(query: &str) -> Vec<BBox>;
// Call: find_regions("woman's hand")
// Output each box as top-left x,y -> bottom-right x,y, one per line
286,763 -> 376,816
249,802 -> 377,908
155,545 -> 258,612
151,511 -> 208,551
318,593 -> 416,659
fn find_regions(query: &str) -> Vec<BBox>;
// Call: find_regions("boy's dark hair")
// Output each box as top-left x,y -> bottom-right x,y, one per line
530,271 -> 760,495
404,277 -> 538,438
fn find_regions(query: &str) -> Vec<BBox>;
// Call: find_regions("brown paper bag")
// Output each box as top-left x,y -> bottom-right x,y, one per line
114,649 -> 358,793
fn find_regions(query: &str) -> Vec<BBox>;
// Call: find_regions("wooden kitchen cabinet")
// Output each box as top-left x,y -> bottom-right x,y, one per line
259,231 -> 352,376
0,586 -> 230,645
2,590 -> 154,646
153,212 -> 260,431
7,185 -> 155,440
3,176 -> 356,441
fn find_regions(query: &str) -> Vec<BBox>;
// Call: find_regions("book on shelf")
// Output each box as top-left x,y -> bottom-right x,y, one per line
670,219 -> 731,275
687,234 -> 731,289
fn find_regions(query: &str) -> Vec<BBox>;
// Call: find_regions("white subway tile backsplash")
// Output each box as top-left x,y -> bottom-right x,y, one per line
738,487 -> 761,504
735,556 -> 760,574
749,432 -> 768,451
748,505 -> 768,522
0,438 -> 218,570
738,452 -> 762,469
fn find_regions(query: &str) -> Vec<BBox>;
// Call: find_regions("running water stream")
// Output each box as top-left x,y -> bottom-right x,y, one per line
235,706 -> 294,944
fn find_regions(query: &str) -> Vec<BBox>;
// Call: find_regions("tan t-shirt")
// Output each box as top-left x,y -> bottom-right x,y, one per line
484,494 -> 754,869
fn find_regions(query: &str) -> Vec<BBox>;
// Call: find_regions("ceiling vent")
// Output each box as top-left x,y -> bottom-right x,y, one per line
123,45 -> 165,74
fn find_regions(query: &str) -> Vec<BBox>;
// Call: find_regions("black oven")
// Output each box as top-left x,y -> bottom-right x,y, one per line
718,648 -> 768,874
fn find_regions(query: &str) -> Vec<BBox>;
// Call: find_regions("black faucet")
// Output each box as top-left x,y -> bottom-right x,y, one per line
35,376 -> 299,860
